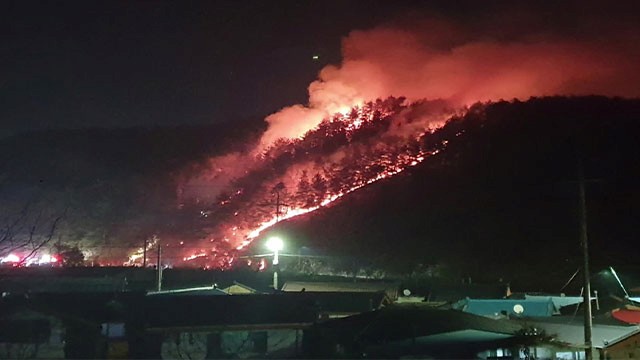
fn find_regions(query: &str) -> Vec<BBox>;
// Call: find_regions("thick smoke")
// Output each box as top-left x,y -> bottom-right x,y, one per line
261,16 -> 640,147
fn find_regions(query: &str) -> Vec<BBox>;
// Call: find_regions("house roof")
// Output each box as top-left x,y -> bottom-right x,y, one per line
144,294 -> 316,330
317,303 -> 523,344
281,281 -> 399,299
299,291 -> 390,314
452,298 -> 557,318
524,294 -> 583,310
146,286 -> 228,296
221,281 -> 261,294
144,291 -> 389,330
525,317 -> 640,349
3,289 -> 388,330
415,282 -> 508,302
612,308 -> 640,324
6,292 -> 145,324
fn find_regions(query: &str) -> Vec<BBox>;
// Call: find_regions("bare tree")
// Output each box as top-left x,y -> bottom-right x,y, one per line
0,174 -> 65,263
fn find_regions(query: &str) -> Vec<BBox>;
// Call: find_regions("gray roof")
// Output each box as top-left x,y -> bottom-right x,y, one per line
318,303 -> 523,343
146,286 -> 228,296
388,329 -> 514,346
526,317 -> 640,349
145,291 -> 390,330
282,281 -> 399,299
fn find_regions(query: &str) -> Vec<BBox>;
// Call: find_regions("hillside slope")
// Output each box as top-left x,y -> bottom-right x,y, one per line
262,96 -> 640,286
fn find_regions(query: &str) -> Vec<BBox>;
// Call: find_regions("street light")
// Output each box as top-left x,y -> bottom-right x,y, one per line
266,237 -> 284,290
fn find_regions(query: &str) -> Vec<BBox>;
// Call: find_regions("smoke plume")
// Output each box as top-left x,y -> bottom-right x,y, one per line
261,14 -> 640,147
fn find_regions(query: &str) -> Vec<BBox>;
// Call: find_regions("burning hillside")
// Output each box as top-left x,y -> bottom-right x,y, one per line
127,97 -> 457,266
127,15 -> 640,268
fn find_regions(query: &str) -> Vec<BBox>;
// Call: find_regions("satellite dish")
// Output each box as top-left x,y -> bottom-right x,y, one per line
513,304 -> 525,314
403,289 -> 412,296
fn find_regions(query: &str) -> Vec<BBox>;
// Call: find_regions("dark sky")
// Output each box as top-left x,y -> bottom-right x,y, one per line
0,1 -> 410,135
1,0 -> 636,136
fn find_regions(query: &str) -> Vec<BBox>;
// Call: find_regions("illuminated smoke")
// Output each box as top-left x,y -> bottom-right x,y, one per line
163,97 -> 455,268
178,152 -> 256,203
261,17 -> 640,147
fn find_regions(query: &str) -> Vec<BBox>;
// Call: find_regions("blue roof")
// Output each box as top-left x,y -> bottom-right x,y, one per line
452,298 -> 557,318
524,294 -> 582,310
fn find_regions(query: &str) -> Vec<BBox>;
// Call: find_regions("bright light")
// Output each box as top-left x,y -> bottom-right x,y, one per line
1,254 -> 20,263
266,237 -> 284,252
266,237 -> 284,267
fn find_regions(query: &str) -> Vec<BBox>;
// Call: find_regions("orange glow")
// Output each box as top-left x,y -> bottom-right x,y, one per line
182,103 -> 450,265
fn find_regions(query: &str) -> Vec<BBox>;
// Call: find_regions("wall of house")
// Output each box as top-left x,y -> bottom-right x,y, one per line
603,333 -> 640,360
478,346 -> 555,359
161,332 -> 207,359
221,329 -> 301,358
0,314 -> 65,359
160,329 -> 302,359
0,342 -> 65,359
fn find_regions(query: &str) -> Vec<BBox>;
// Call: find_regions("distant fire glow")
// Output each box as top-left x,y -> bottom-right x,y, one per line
1,254 -> 20,263
1,253 -> 59,266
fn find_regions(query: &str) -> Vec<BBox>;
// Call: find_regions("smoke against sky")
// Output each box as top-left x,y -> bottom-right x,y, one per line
261,11 -> 640,147
3,1 -> 638,136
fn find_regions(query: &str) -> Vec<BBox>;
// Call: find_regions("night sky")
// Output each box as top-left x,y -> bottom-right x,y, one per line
2,1 -> 637,136
1,1 -> 396,135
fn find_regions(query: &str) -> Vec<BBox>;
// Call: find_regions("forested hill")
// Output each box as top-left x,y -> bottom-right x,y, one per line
2,96 -> 639,282
0,120 -> 264,262
264,96 -> 640,288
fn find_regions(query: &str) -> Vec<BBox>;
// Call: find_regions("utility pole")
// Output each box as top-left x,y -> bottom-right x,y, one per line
273,182 -> 285,222
578,158 -> 593,360
156,238 -> 163,292
142,237 -> 148,268
258,182 -> 288,224
276,188 -> 281,222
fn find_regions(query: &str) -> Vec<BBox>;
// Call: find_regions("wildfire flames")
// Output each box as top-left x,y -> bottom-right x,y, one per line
126,14 -> 639,267
136,97 -> 455,267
